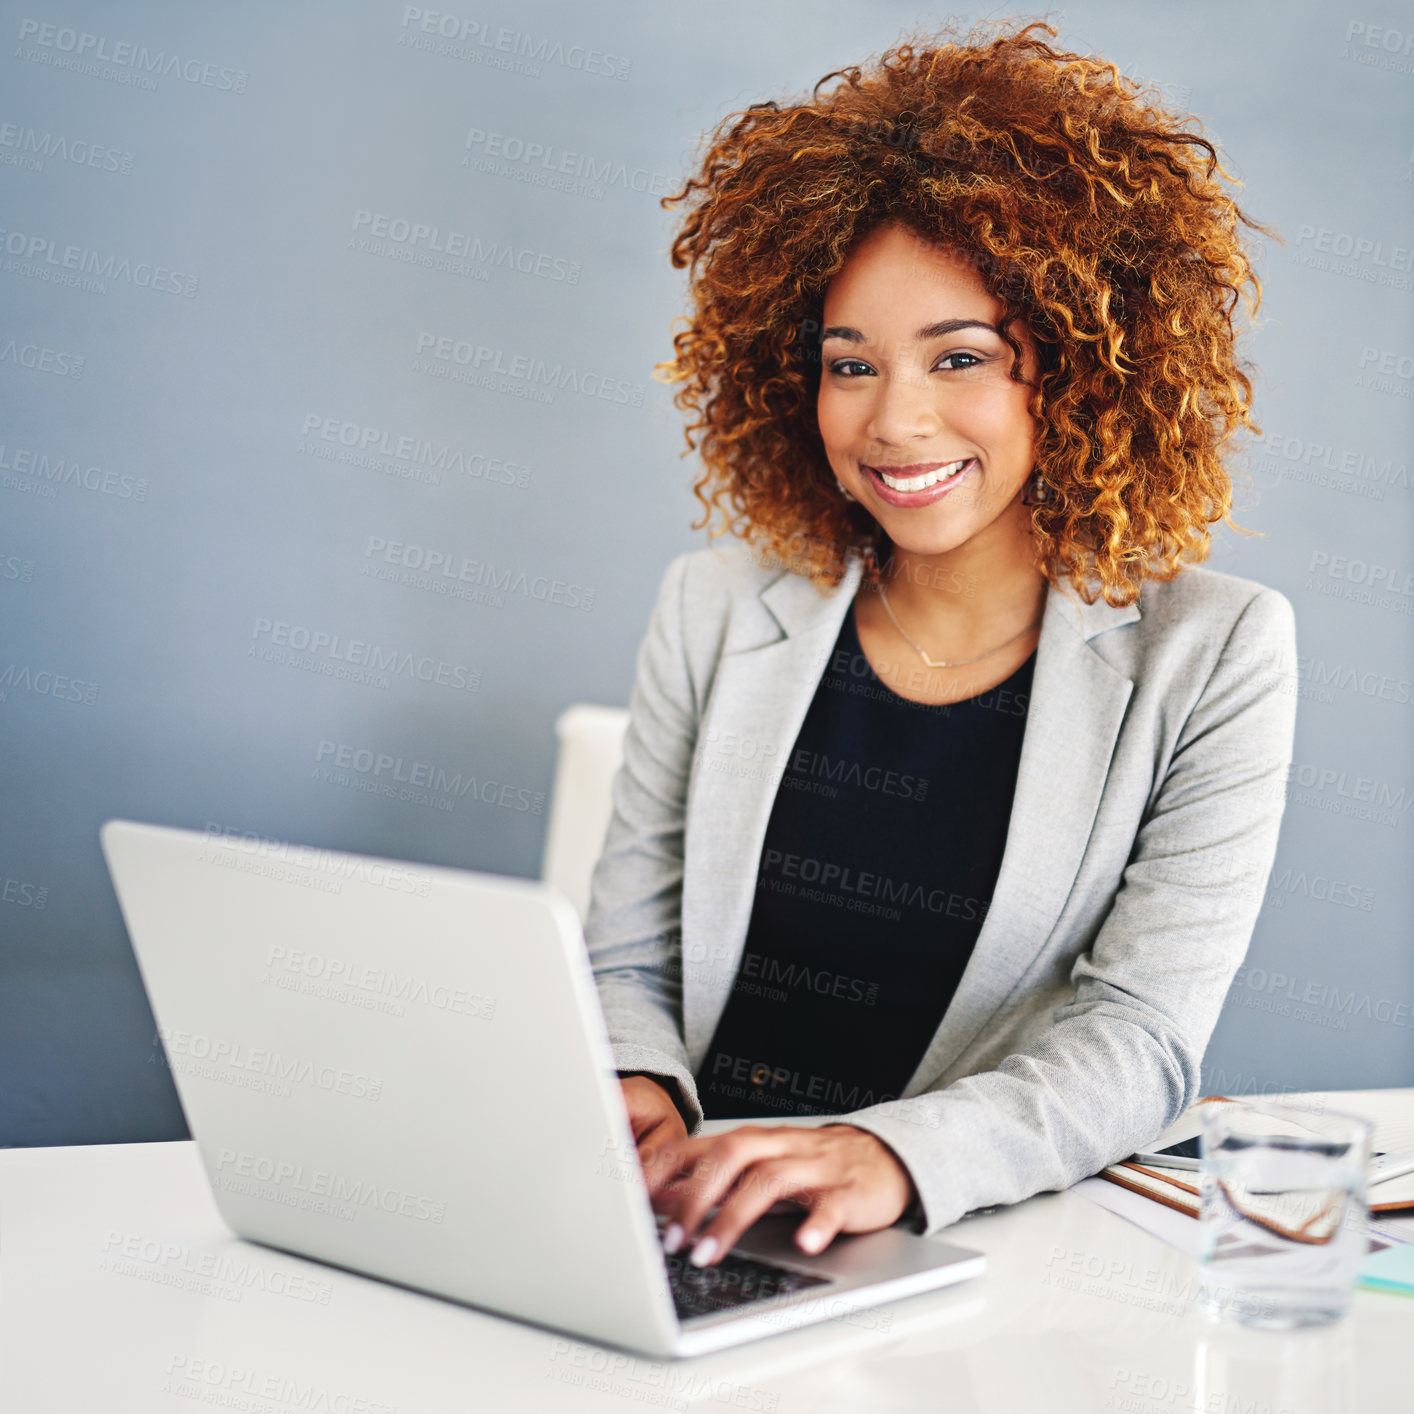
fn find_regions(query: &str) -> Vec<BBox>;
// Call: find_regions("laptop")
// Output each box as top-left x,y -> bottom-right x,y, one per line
99,818 -> 985,1358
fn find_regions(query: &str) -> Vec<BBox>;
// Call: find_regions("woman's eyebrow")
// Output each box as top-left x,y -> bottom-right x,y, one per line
820,318 -> 1000,343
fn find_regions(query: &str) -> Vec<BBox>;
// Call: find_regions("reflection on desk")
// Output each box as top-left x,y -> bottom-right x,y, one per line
0,1139 -> 1408,1412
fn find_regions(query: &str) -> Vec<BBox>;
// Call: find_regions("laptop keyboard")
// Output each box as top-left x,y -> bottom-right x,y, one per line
663,1246 -> 832,1320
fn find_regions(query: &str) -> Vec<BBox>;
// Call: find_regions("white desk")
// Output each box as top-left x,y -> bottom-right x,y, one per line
0,1138 -> 1406,1412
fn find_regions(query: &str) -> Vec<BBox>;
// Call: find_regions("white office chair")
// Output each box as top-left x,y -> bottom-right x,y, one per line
539,703 -> 631,924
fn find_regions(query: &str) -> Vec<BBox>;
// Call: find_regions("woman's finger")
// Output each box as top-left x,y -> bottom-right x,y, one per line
678,1156 -> 829,1268
655,1129 -> 805,1250
633,1111 -> 677,1156
792,1191 -> 850,1256
638,1132 -> 713,1195
619,1076 -> 681,1146
641,1124 -> 776,1200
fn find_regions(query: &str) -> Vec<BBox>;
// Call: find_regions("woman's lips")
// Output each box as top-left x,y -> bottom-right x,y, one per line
862,457 -> 976,507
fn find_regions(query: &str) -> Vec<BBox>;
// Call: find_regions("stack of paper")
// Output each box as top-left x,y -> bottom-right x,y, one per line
1098,1157 -> 1200,1216
1098,1089 -> 1414,1217
1088,1089 -> 1414,1294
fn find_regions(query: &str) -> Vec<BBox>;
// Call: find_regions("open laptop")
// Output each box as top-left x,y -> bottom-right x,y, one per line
99,818 -> 985,1358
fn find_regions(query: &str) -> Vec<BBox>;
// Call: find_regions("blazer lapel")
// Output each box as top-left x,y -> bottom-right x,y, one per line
898,581 -> 1138,1093
679,547 -> 1139,1085
681,549 -> 865,1070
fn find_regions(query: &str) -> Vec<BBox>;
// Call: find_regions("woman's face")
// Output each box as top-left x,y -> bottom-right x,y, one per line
816,221 -> 1041,561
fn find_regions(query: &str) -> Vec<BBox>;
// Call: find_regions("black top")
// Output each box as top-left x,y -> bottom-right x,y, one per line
694,602 -> 1035,1120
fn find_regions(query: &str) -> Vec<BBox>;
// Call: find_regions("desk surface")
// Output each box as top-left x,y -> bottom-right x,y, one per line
0,1138 -> 1406,1412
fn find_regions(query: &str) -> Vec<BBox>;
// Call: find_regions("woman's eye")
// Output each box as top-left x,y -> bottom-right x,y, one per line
826,351 -> 984,377
828,358 -> 874,378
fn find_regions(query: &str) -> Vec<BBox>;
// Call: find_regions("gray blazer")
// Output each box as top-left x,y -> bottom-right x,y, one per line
584,538 -> 1298,1236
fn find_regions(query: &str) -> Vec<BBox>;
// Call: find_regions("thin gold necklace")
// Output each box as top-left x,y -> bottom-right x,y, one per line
876,582 -> 1042,670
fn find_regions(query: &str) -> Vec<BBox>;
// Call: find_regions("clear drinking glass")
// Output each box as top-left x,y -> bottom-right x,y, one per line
1198,1099 -> 1370,1329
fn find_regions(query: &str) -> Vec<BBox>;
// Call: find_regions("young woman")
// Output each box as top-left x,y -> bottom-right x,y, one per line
586,20 -> 1296,1269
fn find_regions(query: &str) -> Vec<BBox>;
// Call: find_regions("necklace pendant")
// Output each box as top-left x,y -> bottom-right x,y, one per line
876,579 -> 1041,671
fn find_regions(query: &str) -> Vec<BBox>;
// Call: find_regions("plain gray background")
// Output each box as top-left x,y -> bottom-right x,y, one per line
1,1 -> 1410,1145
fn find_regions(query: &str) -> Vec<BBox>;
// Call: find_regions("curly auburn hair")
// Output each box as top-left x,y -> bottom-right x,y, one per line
652,17 -> 1278,606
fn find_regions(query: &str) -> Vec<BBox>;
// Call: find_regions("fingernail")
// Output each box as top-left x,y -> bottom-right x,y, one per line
799,1228 -> 825,1253
662,1222 -> 684,1254
688,1235 -> 719,1267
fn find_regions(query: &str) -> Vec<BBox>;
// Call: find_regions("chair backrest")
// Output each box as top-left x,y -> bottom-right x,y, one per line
539,703 -> 631,923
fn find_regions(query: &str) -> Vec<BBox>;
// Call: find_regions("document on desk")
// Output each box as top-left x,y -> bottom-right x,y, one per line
1071,1176 -> 1201,1258
1096,1088 -> 1414,1217
1073,1089 -> 1414,1288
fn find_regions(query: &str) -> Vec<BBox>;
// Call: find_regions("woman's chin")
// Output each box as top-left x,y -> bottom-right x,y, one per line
872,519 -> 975,559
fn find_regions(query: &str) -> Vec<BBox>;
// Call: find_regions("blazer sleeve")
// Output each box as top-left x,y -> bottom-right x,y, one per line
582,551 -> 706,1131
843,586 -> 1300,1236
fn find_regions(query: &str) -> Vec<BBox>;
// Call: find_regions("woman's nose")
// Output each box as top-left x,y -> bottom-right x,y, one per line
863,368 -> 947,446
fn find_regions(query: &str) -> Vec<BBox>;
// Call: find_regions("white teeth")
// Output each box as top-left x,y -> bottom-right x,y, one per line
874,459 -> 970,492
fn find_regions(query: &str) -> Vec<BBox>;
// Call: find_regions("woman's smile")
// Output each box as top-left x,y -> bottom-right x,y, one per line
862,456 -> 977,505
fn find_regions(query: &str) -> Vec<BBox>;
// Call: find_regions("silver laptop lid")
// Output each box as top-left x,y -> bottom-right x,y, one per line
99,818 -> 681,1356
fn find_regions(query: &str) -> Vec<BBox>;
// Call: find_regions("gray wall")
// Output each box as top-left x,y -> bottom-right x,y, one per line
2,0 -> 1410,1145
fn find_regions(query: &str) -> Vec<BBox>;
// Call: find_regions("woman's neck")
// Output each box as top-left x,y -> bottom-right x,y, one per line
868,517 -> 1048,651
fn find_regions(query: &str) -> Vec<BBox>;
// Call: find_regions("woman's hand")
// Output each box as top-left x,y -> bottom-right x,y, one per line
619,1074 -> 688,1157
641,1123 -> 918,1265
